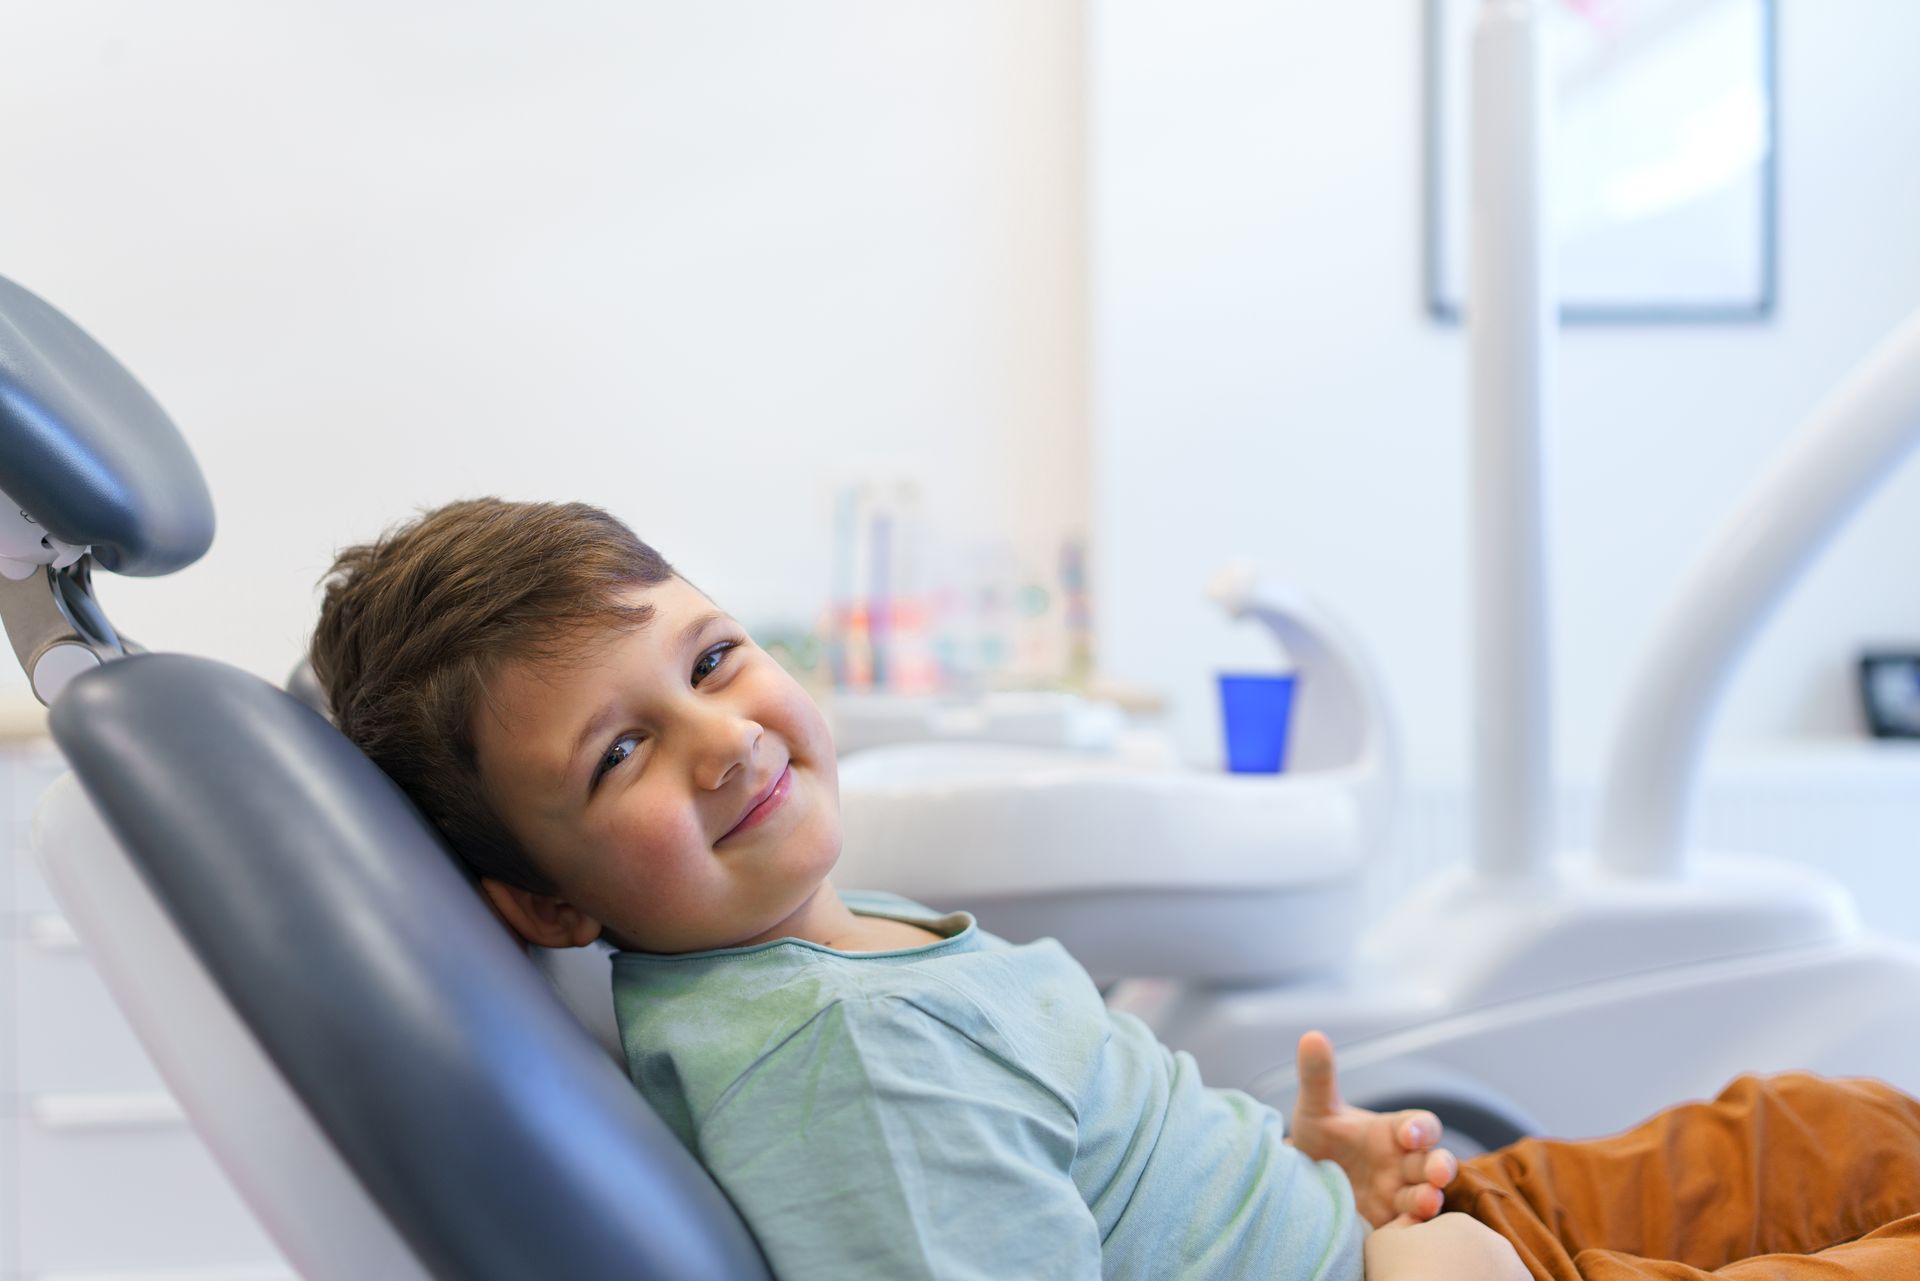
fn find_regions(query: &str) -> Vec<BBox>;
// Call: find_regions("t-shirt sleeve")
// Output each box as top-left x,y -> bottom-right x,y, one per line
694,994 -> 1103,1281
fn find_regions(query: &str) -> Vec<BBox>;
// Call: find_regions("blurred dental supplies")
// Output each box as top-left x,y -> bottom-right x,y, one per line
1061,535 -> 1095,688
827,688 -> 1136,757
823,476 -> 1094,695
828,482 -> 937,693
1217,672 -> 1297,773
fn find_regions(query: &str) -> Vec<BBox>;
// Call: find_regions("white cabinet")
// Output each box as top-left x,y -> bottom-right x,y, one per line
3,738 -> 294,1280
13,925 -> 169,1098
15,1108 -> 289,1276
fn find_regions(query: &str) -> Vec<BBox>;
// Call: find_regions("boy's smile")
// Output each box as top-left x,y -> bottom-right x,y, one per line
718,763 -> 795,843
468,574 -> 845,954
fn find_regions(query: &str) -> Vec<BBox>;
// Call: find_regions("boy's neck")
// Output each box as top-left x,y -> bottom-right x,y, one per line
735,881 -> 863,950
734,881 -> 941,953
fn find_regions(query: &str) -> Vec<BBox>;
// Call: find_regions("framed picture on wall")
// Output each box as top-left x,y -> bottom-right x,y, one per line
1426,0 -> 1777,323
1859,652 -> 1920,740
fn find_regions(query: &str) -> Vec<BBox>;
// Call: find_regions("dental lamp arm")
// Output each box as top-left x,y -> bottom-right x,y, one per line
1596,305 -> 1920,877
0,275 -> 214,701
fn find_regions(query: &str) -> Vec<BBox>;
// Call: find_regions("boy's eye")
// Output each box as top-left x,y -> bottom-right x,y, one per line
592,734 -> 641,790
692,641 -> 738,686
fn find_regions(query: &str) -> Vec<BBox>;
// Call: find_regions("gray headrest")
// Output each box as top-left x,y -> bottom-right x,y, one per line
0,275 -> 214,576
286,656 -> 331,718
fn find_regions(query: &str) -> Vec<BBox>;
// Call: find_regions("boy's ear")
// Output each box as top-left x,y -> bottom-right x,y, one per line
479,877 -> 605,950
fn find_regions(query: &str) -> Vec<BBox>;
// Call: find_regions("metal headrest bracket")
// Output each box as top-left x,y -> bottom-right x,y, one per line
0,501 -> 131,703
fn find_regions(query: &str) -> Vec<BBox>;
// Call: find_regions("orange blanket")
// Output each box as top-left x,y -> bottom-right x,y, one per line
1447,1073 -> 1920,1279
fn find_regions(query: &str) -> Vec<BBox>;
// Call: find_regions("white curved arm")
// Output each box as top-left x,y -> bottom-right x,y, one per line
1597,305 -> 1920,877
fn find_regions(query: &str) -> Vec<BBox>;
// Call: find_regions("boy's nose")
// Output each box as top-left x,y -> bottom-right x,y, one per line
693,710 -> 763,792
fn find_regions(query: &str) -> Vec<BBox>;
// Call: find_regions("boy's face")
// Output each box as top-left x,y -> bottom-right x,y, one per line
469,575 -> 841,953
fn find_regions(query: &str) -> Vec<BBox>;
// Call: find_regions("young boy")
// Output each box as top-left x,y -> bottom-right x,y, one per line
312,498 -> 1920,1281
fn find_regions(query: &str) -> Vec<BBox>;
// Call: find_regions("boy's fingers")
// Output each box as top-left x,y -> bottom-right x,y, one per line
1392,1182 -> 1444,1220
1402,1147 -> 1458,1187
1397,1109 -> 1444,1150
1294,1030 -> 1341,1113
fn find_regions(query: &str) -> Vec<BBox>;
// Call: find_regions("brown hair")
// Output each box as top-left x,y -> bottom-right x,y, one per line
310,498 -> 674,892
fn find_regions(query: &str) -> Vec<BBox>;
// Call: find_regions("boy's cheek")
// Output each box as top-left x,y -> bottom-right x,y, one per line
601,798 -> 700,866
781,686 -> 838,774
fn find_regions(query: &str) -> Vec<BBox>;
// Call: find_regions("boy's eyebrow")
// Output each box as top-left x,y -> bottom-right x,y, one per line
564,609 -> 730,790
677,608 -> 727,649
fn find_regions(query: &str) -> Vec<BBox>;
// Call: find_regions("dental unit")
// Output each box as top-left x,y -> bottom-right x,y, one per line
836,0 -> 1920,1151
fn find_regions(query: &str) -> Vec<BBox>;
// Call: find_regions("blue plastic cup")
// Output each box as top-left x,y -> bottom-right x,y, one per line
1217,672 -> 1297,773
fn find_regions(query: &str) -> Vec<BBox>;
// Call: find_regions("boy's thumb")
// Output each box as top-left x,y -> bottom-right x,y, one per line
1294,1030 -> 1347,1119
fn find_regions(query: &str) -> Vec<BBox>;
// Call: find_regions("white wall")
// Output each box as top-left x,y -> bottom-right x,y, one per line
10,0 -> 1918,802
0,1 -> 1088,700
1091,0 -> 1920,788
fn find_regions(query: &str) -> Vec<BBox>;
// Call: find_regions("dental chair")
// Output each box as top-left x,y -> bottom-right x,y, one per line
1,274 -> 771,1280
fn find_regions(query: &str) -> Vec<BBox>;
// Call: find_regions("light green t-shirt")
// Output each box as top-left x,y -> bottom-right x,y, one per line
612,891 -> 1366,1281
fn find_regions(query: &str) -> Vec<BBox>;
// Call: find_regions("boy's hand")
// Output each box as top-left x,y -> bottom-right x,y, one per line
1288,1030 -> 1457,1228
1363,1212 -> 1529,1281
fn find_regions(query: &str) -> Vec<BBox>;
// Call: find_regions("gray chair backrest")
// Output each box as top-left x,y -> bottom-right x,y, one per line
285,653 -> 631,1066
53,653 -> 773,1281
